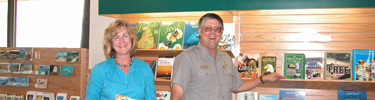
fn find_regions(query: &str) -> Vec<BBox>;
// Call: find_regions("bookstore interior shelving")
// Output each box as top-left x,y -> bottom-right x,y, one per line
0,47 -> 88,99
102,7 -> 375,99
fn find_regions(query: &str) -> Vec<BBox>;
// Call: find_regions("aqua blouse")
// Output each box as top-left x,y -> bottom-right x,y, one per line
85,57 -> 156,100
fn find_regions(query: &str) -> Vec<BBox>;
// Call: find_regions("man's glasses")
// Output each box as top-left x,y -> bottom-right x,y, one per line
203,26 -> 222,33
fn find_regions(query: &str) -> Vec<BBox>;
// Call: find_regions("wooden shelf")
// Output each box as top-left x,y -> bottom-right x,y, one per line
155,79 -> 172,91
134,49 -> 234,58
249,79 -> 375,91
155,79 -> 375,91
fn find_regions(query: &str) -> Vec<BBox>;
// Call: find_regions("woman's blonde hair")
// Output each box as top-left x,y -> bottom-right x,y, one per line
103,19 -> 137,59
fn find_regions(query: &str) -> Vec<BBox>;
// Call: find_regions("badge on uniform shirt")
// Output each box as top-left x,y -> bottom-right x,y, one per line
224,60 -> 228,66
201,65 -> 209,68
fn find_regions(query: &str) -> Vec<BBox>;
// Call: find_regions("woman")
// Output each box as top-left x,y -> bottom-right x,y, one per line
86,19 -> 156,100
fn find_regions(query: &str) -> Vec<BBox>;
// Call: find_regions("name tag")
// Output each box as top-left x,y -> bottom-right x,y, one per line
201,65 -> 209,68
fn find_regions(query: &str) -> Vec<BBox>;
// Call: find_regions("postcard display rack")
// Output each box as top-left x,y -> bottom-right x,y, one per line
0,47 -> 87,99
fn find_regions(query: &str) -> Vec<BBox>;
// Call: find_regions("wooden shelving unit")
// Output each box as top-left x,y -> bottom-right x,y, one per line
260,79 -> 375,91
100,7 -> 375,99
155,78 -> 375,92
0,47 -> 88,98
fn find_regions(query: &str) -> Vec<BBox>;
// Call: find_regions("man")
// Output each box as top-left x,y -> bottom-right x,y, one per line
171,13 -> 285,100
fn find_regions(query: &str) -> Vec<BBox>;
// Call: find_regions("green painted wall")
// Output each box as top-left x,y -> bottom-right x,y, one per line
99,0 -> 375,14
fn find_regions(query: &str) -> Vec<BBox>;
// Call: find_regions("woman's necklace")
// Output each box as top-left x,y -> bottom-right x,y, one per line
114,57 -> 133,67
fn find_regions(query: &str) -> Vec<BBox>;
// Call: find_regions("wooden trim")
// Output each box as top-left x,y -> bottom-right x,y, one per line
240,24 -> 375,33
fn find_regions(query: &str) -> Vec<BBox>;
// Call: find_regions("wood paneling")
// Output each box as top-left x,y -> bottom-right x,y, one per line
241,15 -> 375,24
240,33 -> 375,42
240,24 -> 375,33
237,7 -> 375,99
238,8 -> 375,15
240,42 -> 375,50
0,47 -> 87,99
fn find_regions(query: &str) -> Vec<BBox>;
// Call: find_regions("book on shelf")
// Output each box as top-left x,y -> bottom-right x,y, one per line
151,60 -> 157,76
0,50 -> 9,60
69,96 -> 80,100
259,94 -> 277,100
217,23 -> 235,50
236,91 -> 258,100
0,94 -> 23,100
238,53 -> 259,78
337,90 -> 367,100
158,21 -> 185,49
15,95 -> 24,100
1,48 -> 33,60
56,93 -> 68,100
6,94 -> 15,100
352,49 -> 375,81
279,90 -> 305,100
56,52 -> 79,62
283,53 -> 305,79
56,52 -> 68,62
0,77 -> 8,86
143,59 -> 157,76
156,91 -> 171,100
183,21 -> 199,49
8,50 -> 19,60
136,21 -> 161,49
0,62 -> 10,73
36,92 -> 44,100
49,65 -> 61,75
38,65 -> 50,75
18,47 -> 34,60
0,94 -> 6,100
35,79 -> 48,89
26,91 -> 38,100
61,66 -> 73,76
43,92 -> 55,100
261,56 -> 277,76
20,63 -> 33,74
67,52 -> 80,62
156,57 -> 174,80
324,52 -> 351,80
9,63 -> 21,73
17,47 -> 26,60
6,77 -> 29,87
305,57 -> 324,80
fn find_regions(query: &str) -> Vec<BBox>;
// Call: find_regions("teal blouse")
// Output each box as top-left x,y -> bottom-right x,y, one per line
85,57 -> 156,100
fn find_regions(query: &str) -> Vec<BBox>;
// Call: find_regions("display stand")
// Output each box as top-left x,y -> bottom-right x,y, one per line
0,47 -> 87,99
